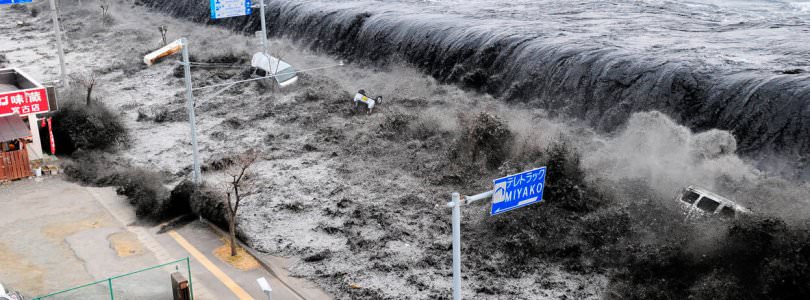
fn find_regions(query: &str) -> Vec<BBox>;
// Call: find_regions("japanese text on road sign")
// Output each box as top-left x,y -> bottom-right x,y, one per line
491,167 -> 546,215
210,0 -> 252,19
0,88 -> 50,117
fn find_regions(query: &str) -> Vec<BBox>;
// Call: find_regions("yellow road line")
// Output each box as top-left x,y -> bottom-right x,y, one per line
167,230 -> 254,300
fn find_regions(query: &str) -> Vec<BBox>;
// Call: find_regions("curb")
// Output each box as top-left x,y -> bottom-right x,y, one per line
199,218 -> 309,300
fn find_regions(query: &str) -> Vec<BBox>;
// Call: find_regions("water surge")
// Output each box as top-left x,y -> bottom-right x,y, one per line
142,0 -> 810,167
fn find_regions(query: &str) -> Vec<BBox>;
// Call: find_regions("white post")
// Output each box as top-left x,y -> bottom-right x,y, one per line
451,192 -> 462,300
257,277 -> 272,300
180,38 -> 201,184
48,0 -> 68,87
259,0 -> 269,56
26,115 -> 43,160
446,190 -> 492,300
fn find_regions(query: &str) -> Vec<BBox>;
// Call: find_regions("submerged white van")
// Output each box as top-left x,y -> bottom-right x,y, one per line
676,186 -> 751,220
251,52 -> 299,88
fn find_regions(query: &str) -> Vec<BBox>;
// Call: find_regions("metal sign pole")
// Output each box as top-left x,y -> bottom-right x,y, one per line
48,0 -> 68,87
450,192 -> 462,300
446,190 -> 494,300
446,166 -> 544,298
180,38 -> 201,184
259,0 -> 269,56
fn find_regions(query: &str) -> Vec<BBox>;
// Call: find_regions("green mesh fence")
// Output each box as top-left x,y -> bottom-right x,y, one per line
32,257 -> 194,300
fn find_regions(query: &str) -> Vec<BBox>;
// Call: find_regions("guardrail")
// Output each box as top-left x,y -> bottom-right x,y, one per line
33,257 -> 194,300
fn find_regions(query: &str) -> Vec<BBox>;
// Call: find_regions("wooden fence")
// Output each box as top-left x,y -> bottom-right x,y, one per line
0,150 -> 32,181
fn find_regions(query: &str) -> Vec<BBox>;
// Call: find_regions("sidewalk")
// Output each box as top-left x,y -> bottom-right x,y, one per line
200,220 -> 333,300
0,177 -> 329,300
155,221 -> 310,300
88,182 -> 330,300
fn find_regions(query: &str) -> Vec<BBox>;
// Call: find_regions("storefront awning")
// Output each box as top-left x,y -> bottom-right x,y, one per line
0,114 -> 30,142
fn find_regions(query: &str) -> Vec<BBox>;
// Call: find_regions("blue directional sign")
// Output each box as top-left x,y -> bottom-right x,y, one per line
0,0 -> 33,4
210,0 -> 252,19
491,167 -> 546,215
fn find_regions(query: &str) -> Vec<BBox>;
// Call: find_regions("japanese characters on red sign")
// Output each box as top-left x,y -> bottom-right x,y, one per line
0,88 -> 50,117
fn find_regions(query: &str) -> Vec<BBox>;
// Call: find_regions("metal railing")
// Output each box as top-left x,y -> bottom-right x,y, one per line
32,257 -> 194,300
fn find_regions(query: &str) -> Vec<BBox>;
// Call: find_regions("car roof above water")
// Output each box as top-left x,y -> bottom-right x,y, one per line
684,185 -> 751,214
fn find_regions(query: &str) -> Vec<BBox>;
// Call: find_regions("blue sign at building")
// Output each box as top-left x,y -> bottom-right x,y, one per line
491,167 -> 546,215
0,0 -> 33,4
210,0 -> 252,19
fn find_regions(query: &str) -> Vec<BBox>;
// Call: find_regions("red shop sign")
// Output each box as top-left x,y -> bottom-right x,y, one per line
0,88 -> 50,116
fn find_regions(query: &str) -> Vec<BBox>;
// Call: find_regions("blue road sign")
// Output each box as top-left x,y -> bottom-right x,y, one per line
210,0 -> 252,19
491,167 -> 546,215
0,0 -> 33,4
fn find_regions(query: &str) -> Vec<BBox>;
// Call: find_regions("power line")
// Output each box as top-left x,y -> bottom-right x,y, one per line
187,65 -> 249,69
191,62 -> 344,91
175,61 -> 251,69
188,62 -> 246,67
201,82 -> 239,101
187,61 -> 242,65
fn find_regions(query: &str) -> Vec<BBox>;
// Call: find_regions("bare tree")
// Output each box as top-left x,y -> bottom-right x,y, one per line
70,71 -> 97,106
99,0 -> 112,25
223,150 -> 259,256
158,25 -> 169,46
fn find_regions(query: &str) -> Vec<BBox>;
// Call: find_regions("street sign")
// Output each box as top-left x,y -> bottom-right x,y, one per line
0,0 -> 33,4
447,167 -> 547,299
210,0 -> 252,19
491,166 -> 546,215
0,88 -> 50,117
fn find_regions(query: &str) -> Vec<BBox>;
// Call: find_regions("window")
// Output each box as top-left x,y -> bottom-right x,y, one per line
682,191 -> 701,204
696,197 -> 720,213
719,206 -> 736,219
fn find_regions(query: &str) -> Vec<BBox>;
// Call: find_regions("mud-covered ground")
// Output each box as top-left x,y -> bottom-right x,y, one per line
3,1 -> 810,299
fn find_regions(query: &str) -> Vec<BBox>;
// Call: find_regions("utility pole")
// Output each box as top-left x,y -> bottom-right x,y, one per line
258,0 -> 269,56
180,38 -> 201,184
48,0 -> 68,87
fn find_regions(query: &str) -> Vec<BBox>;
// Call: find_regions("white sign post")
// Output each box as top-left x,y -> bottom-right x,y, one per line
258,0 -> 268,56
256,277 -> 272,300
145,38 -> 203,184
48,0 -> 67,87
447,167 -> 547,300
179,38 -> 202,184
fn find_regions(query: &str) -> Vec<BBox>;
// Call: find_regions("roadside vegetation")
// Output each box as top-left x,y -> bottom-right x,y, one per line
53,83 -> 176,221
222,150 -> 259,257
50,85 -> 127,155
62,155 -> 175,220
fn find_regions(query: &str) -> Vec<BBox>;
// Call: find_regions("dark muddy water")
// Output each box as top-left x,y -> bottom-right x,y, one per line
287,0 -> 810,72
145,0 -> 810,172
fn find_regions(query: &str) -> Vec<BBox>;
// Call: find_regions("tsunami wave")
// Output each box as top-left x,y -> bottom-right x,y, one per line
143,0 -> 810,167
